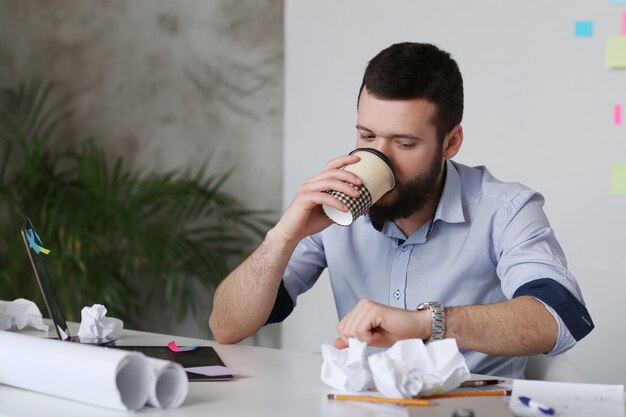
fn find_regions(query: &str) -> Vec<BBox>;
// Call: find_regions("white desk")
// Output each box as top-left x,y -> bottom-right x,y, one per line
0,325 -> 412,417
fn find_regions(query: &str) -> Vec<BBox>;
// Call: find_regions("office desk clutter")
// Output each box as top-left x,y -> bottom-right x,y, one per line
322,338 -> 470,398
321,338 -> 373,391
0,330 -> 188,411
77,304 -> 123,342
510,379 -> 625,417
0,298 -> 48,331
78,304 -> 124,343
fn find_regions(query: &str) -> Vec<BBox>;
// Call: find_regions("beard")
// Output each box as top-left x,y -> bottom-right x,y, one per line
368,147 -> 444,231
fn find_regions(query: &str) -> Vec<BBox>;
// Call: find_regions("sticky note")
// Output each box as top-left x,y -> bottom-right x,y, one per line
610,0 -> 626,4
610,162 -> 626,195
167,340 -> 201,352
615,104 -> 622,125
26,229 -> 51,255
574,21 -> 593,37
622,12 -> 626,36
605,36 -> 626,68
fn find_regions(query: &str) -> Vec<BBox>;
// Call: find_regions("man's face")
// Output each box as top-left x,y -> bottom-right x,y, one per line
355,90 -> 446,227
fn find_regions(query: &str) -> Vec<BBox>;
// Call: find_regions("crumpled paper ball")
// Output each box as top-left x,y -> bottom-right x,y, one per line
77,304 -> 123,341
368,338 -> 470,398
0,298 -> 49,331
321,337 -> 470,398
321,338 -> 374,391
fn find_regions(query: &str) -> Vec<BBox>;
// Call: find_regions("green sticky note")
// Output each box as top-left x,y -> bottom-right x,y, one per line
606,36 -> 626,68
610,162 -> 626,195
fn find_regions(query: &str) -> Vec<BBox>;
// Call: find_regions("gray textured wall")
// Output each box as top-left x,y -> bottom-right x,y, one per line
0,0 -> 283,344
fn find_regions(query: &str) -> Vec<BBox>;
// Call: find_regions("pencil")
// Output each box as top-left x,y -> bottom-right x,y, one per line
327,393 -> 433,406
460,379 -> 506,387
418,389 -> 512,399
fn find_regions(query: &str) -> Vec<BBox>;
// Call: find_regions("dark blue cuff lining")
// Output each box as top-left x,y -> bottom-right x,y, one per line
513,278 -> 594,341
265,280 -> 295,325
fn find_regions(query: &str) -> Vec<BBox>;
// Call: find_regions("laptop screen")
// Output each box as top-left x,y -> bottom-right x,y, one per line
20,218 -> 71,340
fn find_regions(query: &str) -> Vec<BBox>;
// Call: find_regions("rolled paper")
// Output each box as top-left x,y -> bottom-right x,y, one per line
0,330 -> 151,410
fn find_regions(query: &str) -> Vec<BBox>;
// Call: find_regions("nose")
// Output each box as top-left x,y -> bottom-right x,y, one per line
366,140 -> 391,157
361,141 -> 396,175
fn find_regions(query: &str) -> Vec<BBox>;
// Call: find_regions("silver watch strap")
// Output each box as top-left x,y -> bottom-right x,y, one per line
417,301 -> 445,342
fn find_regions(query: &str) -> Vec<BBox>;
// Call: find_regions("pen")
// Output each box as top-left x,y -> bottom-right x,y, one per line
518,396 -> 555,415
327,393 -> 433,406
418,389 -> 511,399
460,379 -> 506,387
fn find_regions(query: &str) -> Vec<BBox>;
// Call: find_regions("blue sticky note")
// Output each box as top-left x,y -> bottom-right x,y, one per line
574,21 -> 593,37
610,0 -> 626,4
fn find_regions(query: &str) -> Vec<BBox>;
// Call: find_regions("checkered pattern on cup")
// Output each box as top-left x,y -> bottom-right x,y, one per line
326,184 -> 372,225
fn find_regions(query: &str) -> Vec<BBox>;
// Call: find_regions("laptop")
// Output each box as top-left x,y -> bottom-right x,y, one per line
20,218 -> 232,381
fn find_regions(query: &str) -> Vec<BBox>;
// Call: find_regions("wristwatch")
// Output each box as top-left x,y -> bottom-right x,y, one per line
416,301 -> 445,342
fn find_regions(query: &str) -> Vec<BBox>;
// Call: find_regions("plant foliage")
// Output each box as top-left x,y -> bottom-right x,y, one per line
0,78 -> 271,329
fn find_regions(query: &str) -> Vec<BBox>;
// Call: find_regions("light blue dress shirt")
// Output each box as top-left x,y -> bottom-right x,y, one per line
280,160 -> 592,378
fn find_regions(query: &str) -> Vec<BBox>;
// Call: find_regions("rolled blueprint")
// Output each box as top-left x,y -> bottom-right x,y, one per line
0,330 -> 151,411
145,357 -> 188,409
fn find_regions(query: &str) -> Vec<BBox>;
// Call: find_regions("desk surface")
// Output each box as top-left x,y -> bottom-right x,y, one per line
1,325 -> 424,417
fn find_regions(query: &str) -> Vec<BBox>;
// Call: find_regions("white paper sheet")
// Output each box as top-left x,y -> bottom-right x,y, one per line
0,330 -> 188,411
510,379 -> 625,417
146,357 -> 188,409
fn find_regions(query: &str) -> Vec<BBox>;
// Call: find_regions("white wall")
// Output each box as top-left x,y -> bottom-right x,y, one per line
282,0 -> 626,385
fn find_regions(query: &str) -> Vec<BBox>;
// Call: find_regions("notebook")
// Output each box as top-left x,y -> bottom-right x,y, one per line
20,217 -> 232,381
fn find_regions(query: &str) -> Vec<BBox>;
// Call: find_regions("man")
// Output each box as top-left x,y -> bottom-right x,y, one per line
209,42 -> 593,378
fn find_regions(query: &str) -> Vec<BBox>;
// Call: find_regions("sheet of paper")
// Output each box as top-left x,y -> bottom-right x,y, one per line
185,365 -> 240,377
510,379 -> 625,417
606,36 -> 626,68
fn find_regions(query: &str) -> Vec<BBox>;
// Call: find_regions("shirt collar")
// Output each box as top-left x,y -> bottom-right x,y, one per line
366,159 -> 466,240
434,159 -> 466,225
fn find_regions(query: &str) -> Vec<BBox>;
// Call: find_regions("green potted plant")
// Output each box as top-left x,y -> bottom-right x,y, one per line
0,78 -> 272,331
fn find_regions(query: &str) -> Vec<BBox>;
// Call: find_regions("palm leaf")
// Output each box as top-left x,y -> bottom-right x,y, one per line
0,78 -> 273,329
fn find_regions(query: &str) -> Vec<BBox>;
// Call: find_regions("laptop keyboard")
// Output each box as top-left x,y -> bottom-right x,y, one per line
114,346 -> 171,360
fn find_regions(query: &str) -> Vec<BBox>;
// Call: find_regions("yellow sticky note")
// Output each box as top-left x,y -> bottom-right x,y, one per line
610,162 -> 626,195
605,36 -> 626,68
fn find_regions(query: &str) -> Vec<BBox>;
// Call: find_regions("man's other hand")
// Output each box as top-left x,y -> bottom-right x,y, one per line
333,299 -> 431,349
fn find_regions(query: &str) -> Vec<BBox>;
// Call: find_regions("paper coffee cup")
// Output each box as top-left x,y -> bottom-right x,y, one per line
322,148 -> 395,226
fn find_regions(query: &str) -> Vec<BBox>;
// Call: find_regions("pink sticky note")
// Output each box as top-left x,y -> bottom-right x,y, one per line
185,365 -> 240,377
614,104 -> 622,125
168,340 -> 201,352
622,12 -> 626,36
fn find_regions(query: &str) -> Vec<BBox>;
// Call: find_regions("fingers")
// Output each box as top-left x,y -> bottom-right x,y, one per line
336,299 -> 386,346
271,154 -> 364,242
291,154 -> 364,212
322,154 -> 360,171
335,300 -> 422,348
333,337 -> 348,349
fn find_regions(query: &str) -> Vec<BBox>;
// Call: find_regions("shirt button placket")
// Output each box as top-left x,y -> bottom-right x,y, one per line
389,244 -> 412,308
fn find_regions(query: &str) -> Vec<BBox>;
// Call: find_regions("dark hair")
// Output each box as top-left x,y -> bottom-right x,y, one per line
359,42 -> 464,143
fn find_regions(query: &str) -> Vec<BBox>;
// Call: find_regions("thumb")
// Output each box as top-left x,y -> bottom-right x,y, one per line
333,337 -> 348,349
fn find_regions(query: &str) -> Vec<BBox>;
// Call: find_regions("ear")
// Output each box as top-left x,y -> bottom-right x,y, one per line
443,125 -> 463,159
